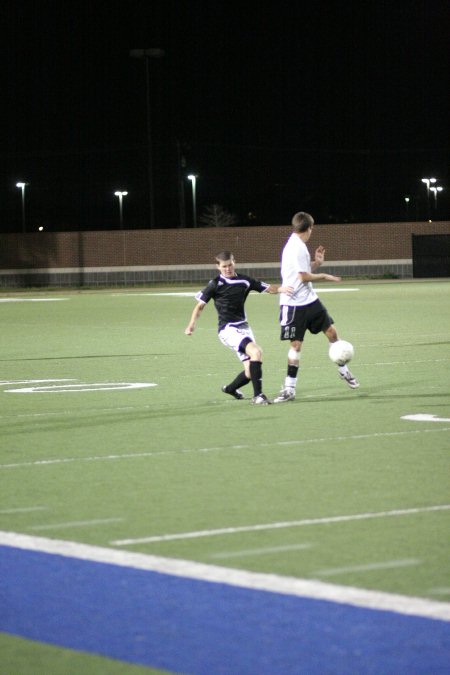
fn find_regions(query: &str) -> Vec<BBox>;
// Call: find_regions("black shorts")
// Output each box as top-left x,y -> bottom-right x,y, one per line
279,299 -> 334,341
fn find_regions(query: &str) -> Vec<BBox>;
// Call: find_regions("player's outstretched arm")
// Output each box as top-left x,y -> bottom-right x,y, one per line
299,272 -> 341,283
266,284 -> 294,295
184,302 -> 205,335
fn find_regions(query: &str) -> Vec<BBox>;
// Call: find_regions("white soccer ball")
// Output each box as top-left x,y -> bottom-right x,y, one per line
329,340 -> 354,366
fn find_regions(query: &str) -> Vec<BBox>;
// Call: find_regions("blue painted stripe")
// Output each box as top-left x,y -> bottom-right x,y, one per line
1,546 -> 449,674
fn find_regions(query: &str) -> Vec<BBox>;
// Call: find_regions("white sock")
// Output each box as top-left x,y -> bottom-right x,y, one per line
285,376 -> 297,390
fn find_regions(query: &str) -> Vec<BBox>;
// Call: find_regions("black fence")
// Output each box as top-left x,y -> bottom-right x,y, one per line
412,234 -> 450,278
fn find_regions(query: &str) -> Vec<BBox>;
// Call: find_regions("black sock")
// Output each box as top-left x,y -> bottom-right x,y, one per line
226,371 -> 251,393
287,364 -> 298,378
249,361 -> 263,397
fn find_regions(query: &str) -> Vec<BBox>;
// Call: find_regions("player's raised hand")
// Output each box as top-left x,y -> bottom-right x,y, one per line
314,245 -> 326,265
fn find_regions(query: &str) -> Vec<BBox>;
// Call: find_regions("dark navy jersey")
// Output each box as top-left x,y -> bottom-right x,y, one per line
196,273 -> 270,331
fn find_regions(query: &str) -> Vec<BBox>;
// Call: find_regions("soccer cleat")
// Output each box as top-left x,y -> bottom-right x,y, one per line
274,388 -> 295,403
251,393 -> 272,405
222,385 -> 245,400
339,370 -> 360,389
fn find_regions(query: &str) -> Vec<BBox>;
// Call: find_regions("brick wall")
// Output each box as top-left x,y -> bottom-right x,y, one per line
1,221 -> 449,287
1,221 -> 449,269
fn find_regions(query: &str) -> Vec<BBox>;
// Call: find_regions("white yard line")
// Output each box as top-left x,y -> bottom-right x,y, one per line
1,530 -> 449,622
29,518 -> 124,531
1,426 -> 449,470
139,289 -> 361,296
0,506 -> 47,514
209,543 -> 314,559
0,450 -> 171,469
111,505 -> 450,546
429,588 -> 450,596
5,382 -> 156,393
0,405 -> 140,420
315,559 -> 421,577
0,298 -> 69,303
0,379 -> 76,385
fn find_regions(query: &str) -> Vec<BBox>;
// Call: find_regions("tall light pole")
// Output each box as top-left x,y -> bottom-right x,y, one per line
404,196 -> 410,220
421,177 -> 436,219
16,182 -> 29,233
430,186 -> 443,210
187,174 -> 198,227
130,48 -> 165,229
114,191 -> 128,229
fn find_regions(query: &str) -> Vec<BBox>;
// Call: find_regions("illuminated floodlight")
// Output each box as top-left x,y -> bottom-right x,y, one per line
429,185 -> 443,208
187,175 -> 198,227
114,191 -> 128,228
16,182 -> 29,232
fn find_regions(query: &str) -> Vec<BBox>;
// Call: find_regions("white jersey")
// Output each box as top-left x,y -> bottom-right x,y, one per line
279,233 -> 318,307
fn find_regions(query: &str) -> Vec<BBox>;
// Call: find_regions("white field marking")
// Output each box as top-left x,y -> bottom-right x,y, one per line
0,450 -> 175,469
5,382 -> 157,393
0,379 -> 76,386
402,414 -> 450,423
0,298 -> 69,303
354,331 -> 450,340
111,292 -> 197,297
429,588 -> 450,596
0,405 -> 142,421
1,427 -> 450,470
111,289 -> 360,297
0,531 -> 449,622
209,543 -> 314,559
140,292 -> 197,297
111,505 -> 450,546
29,518 -> 124,531
316,288 -> 360,292
314,559 -> 421,577
0,506 -> 47,514
359,358 -> 450,366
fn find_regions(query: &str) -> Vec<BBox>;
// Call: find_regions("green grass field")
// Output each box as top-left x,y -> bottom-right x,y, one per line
1,279 -> 449,673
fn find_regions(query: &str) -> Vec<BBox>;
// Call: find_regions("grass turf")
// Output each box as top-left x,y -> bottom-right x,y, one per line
1,279 -> 449,671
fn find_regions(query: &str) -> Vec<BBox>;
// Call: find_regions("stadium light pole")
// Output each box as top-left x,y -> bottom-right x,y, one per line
187,174 -> 198,227
130,48 -> 165,229
404,196 -> 410,220
429,186 -> 443,210
16,182 -> 29,233
421,177 -> 436,219
114,191 -> 128,229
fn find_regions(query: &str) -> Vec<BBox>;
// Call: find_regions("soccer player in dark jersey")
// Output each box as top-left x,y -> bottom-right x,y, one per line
185,251 -> 293,405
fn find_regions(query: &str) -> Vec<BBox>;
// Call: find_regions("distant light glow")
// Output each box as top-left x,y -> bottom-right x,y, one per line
16,182 -> 29,233
187,175 -> 198,227
430,185 -> 443,207
114,191 -> 128,229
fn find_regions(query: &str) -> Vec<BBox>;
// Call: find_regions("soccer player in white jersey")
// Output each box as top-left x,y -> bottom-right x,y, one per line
185,251 -> 293,405
274,211 -> 359,403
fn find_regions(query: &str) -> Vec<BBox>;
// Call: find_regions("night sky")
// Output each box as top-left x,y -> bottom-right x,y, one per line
2,0 -> 449,232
